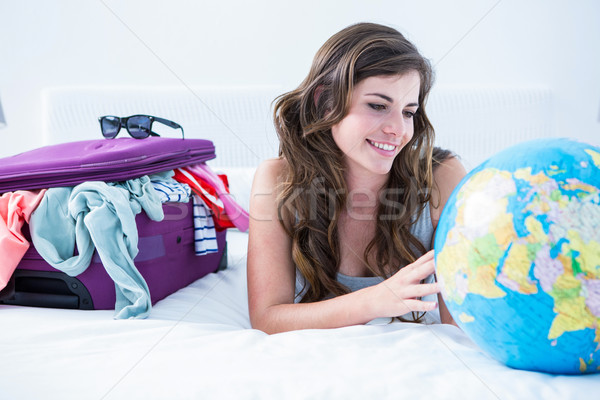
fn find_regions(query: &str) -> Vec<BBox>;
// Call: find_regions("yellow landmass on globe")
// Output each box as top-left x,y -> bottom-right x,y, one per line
436,237 -> 471,305
564,229 -> 600,276
537,200 -> 551,214
553,253 -> 581,290
562,181 -> 598,193
499,243 -> 538,294
457,169 -> 513,204
514,167 -> 551,185
546,251 -> 600,341
580,354 -> 600,373
524,215 -> 548,244
521,188 -> 551,215
489,204 -> 514,249
580,358 -> 587,373
548,296 -> 597,340
459,313 -> 475,323
470,264 -> 507,298
437,235 -> 506,304
584,149 -> 600,169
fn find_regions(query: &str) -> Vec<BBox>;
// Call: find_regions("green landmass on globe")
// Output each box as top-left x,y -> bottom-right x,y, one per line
434,138 -> 600,375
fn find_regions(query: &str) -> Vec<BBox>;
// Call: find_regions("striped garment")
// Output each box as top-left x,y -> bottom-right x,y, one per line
192,194 -> 218,255
150,179 -> 191,203
151,172 -> 217,255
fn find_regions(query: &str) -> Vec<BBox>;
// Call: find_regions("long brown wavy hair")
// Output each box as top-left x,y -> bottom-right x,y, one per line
273,22 -> 440,304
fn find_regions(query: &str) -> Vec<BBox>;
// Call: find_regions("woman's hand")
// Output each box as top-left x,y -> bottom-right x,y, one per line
365,250 -> 440,318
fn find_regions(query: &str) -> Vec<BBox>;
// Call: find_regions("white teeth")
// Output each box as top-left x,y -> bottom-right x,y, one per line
368,140 -> 396,151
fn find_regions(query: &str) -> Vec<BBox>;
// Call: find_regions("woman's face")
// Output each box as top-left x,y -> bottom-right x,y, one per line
331,71 -> 420,178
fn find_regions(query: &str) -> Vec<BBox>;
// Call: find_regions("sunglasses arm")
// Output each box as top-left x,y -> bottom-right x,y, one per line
153,116 -> 185,139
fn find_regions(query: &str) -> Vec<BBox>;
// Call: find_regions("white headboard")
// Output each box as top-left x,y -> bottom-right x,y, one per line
427,85 -> 556,170
43,86 -> 283,168
43,85 -> 556,171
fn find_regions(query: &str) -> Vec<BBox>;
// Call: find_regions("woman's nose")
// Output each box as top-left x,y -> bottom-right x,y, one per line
382,109 -> 408,137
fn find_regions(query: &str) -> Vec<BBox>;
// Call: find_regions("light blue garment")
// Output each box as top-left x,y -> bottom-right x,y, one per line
30,175 -> 164,319
295,202 -> 435,297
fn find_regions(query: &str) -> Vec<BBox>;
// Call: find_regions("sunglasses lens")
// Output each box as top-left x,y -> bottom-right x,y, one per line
101,117 -> 120,138
127,116 -> 152,139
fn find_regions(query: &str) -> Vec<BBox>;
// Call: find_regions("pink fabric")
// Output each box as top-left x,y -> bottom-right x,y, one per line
185,164 -> 249,232
0,189 -> 47,290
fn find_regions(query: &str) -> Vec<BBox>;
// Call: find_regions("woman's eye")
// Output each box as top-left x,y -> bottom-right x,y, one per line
368,103 -> 387,111
403,110 -> 416,118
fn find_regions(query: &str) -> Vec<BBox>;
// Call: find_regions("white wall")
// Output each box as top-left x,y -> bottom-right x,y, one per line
0,0 -> 599,158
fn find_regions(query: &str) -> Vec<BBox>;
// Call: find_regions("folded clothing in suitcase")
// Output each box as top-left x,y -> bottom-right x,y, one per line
0,137 -> 230,318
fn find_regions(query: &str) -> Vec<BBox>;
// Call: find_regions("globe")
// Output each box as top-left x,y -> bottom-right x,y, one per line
434,138 -> 600,375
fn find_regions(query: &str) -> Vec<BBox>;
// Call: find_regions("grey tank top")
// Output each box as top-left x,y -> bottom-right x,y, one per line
295,202 -> 435,298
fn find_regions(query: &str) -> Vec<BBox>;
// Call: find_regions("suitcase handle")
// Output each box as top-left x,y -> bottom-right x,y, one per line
7,291 -> 80,309
0,270 -> 94,310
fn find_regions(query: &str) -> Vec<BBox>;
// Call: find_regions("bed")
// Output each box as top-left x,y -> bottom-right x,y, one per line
1,86 -> 598,399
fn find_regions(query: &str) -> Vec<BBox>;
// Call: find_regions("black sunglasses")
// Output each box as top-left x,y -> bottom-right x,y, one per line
98,115 -> 185,139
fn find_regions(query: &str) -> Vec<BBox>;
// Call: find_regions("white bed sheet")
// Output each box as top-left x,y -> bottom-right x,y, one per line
1,231 -> 598,400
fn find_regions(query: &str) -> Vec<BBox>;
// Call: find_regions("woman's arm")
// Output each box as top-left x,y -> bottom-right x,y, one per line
429,156 -> 468,326
247,159 -> 439,334
247,159 -> 371,333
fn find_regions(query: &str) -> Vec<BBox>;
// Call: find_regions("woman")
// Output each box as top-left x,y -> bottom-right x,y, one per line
247,22 -> 466,334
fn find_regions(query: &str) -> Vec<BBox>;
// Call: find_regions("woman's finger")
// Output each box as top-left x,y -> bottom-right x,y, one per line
413,250 -> 434,264
399,257 -> 436,282
399,298 -> 438,312
402,282 -> 440,299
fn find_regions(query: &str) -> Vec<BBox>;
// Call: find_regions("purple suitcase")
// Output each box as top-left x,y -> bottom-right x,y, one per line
0,137 -> 227,310
0,137 -> 217,192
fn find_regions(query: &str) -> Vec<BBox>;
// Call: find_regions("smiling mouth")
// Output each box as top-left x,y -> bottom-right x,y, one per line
367,139 -> 397,152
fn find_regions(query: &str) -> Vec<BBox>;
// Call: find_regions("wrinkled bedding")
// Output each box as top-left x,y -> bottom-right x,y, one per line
1,231 -> 597,399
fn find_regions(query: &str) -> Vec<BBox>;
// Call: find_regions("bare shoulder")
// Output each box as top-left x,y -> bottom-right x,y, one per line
249,157 -> 290,225
430,157 -> 467,227
252,158 -> 288,191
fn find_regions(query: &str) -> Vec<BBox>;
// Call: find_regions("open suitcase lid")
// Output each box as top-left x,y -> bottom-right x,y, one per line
0,137 -> 216,192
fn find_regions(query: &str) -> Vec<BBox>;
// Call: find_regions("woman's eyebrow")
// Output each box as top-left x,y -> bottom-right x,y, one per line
365,93 -> 394,102
365,93 -> 419,107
